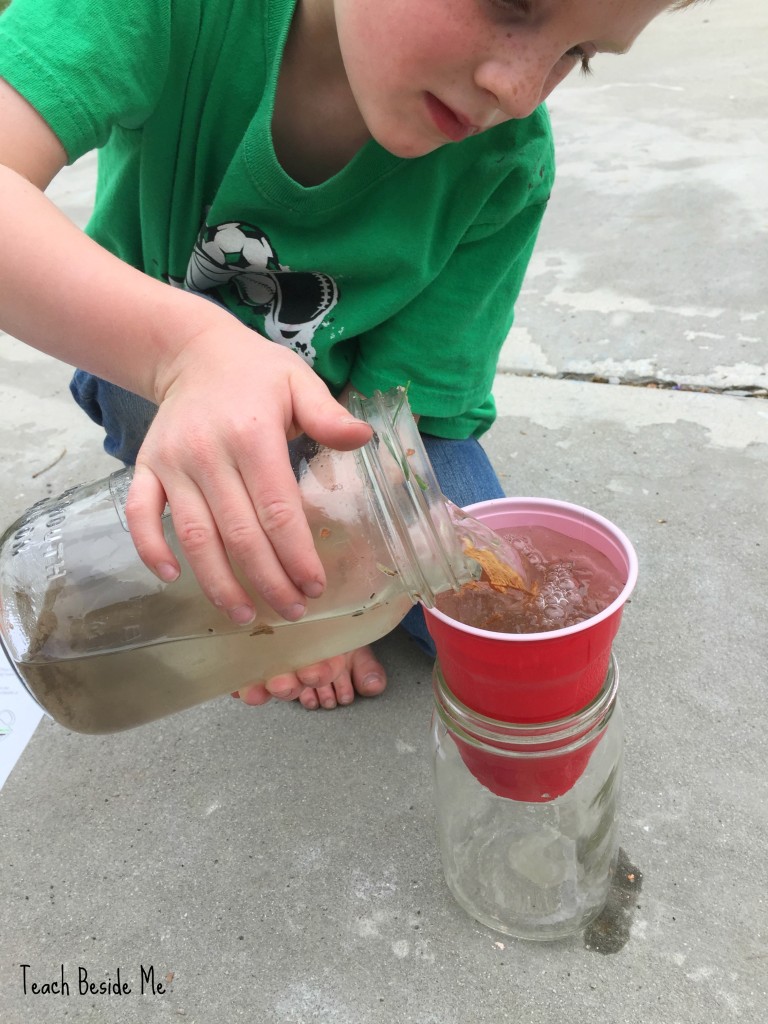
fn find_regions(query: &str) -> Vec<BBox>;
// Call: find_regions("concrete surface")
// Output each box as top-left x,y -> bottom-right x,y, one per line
1,2 -> 767,1022
500,1 -> 768,394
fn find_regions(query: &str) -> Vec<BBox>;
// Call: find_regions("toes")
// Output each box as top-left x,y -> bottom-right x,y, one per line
333,672 -> 356,706
349,646 -> 387,697
315,682 -> 340,710
299,688 -> 319,711
298,673 -> 355,711
237,682 -> 273,706
295,656 -> 345,691
251,648 -> 386,712
266,672 -> 303,700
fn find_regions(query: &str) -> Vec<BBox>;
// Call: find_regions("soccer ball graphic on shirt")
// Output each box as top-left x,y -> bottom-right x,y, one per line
185,219 -> 339,365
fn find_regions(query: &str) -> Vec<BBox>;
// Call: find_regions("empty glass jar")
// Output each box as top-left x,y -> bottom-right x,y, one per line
431,655 -> 623,940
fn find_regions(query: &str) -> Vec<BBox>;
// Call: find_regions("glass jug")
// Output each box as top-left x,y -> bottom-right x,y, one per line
0,389 -> 477,734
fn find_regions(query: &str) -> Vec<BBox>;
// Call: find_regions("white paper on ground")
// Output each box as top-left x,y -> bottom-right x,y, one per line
0,646 -> 45,790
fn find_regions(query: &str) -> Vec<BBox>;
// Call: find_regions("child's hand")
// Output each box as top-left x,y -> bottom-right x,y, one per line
124,318 -> 372,623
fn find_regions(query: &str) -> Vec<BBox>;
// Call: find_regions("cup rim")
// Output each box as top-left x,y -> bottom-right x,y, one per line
425,496 -> 638,642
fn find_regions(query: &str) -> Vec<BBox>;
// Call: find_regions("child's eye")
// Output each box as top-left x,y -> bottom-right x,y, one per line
564,46 -> 593,76
489,0 -> 533,16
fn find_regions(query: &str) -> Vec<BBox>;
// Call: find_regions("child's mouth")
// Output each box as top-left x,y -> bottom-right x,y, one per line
424,93 -> 479,143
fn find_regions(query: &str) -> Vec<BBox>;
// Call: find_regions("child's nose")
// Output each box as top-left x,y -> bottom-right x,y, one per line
475,55 -> 570,122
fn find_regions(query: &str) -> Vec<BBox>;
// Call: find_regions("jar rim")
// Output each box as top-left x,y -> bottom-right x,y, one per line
348,387 -> 469,604
432,654 -> 619,758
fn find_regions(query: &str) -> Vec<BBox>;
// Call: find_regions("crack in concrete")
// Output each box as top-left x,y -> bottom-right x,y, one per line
500,369 -> 768,399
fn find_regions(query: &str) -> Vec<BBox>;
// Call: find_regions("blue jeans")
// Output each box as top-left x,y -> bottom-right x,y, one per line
70,371 -> 158,466
70,372 -> 504,657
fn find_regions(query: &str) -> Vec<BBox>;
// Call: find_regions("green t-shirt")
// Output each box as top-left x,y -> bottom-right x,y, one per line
0,0 -> 554,438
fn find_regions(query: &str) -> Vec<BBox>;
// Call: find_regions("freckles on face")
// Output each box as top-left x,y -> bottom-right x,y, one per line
481,0 -> 675,120
332,0 -> 480,153
332,0 -> 673,154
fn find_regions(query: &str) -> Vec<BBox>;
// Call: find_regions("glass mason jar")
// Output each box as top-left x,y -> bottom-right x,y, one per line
431,655 -> 623,940
0,388 -> 477,734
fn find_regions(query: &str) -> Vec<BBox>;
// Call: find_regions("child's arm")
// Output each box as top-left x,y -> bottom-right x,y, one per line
0,80 -> 372,624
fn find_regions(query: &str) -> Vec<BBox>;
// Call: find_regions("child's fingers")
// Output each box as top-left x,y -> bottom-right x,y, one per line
175,416 -> 328,613
127,342 -> 365,621
169,465 -> 316,624
289,372 -> 372,452
234,454 -> 327,610
128,466 -> 266,622
129,421 -> 323,622
124,465 -> 181,583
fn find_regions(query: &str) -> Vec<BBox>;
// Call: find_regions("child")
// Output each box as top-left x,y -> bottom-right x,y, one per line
0,0 -> 690,710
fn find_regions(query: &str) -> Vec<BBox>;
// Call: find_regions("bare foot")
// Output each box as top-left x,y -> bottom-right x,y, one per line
234,645 -> 387,710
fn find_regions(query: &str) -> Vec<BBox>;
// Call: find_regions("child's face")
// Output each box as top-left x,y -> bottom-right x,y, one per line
332,0 -> 673,157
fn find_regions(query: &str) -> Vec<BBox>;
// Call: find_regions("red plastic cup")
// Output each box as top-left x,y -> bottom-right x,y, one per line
433,656 -> 619,802
424,497 -> 638,723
